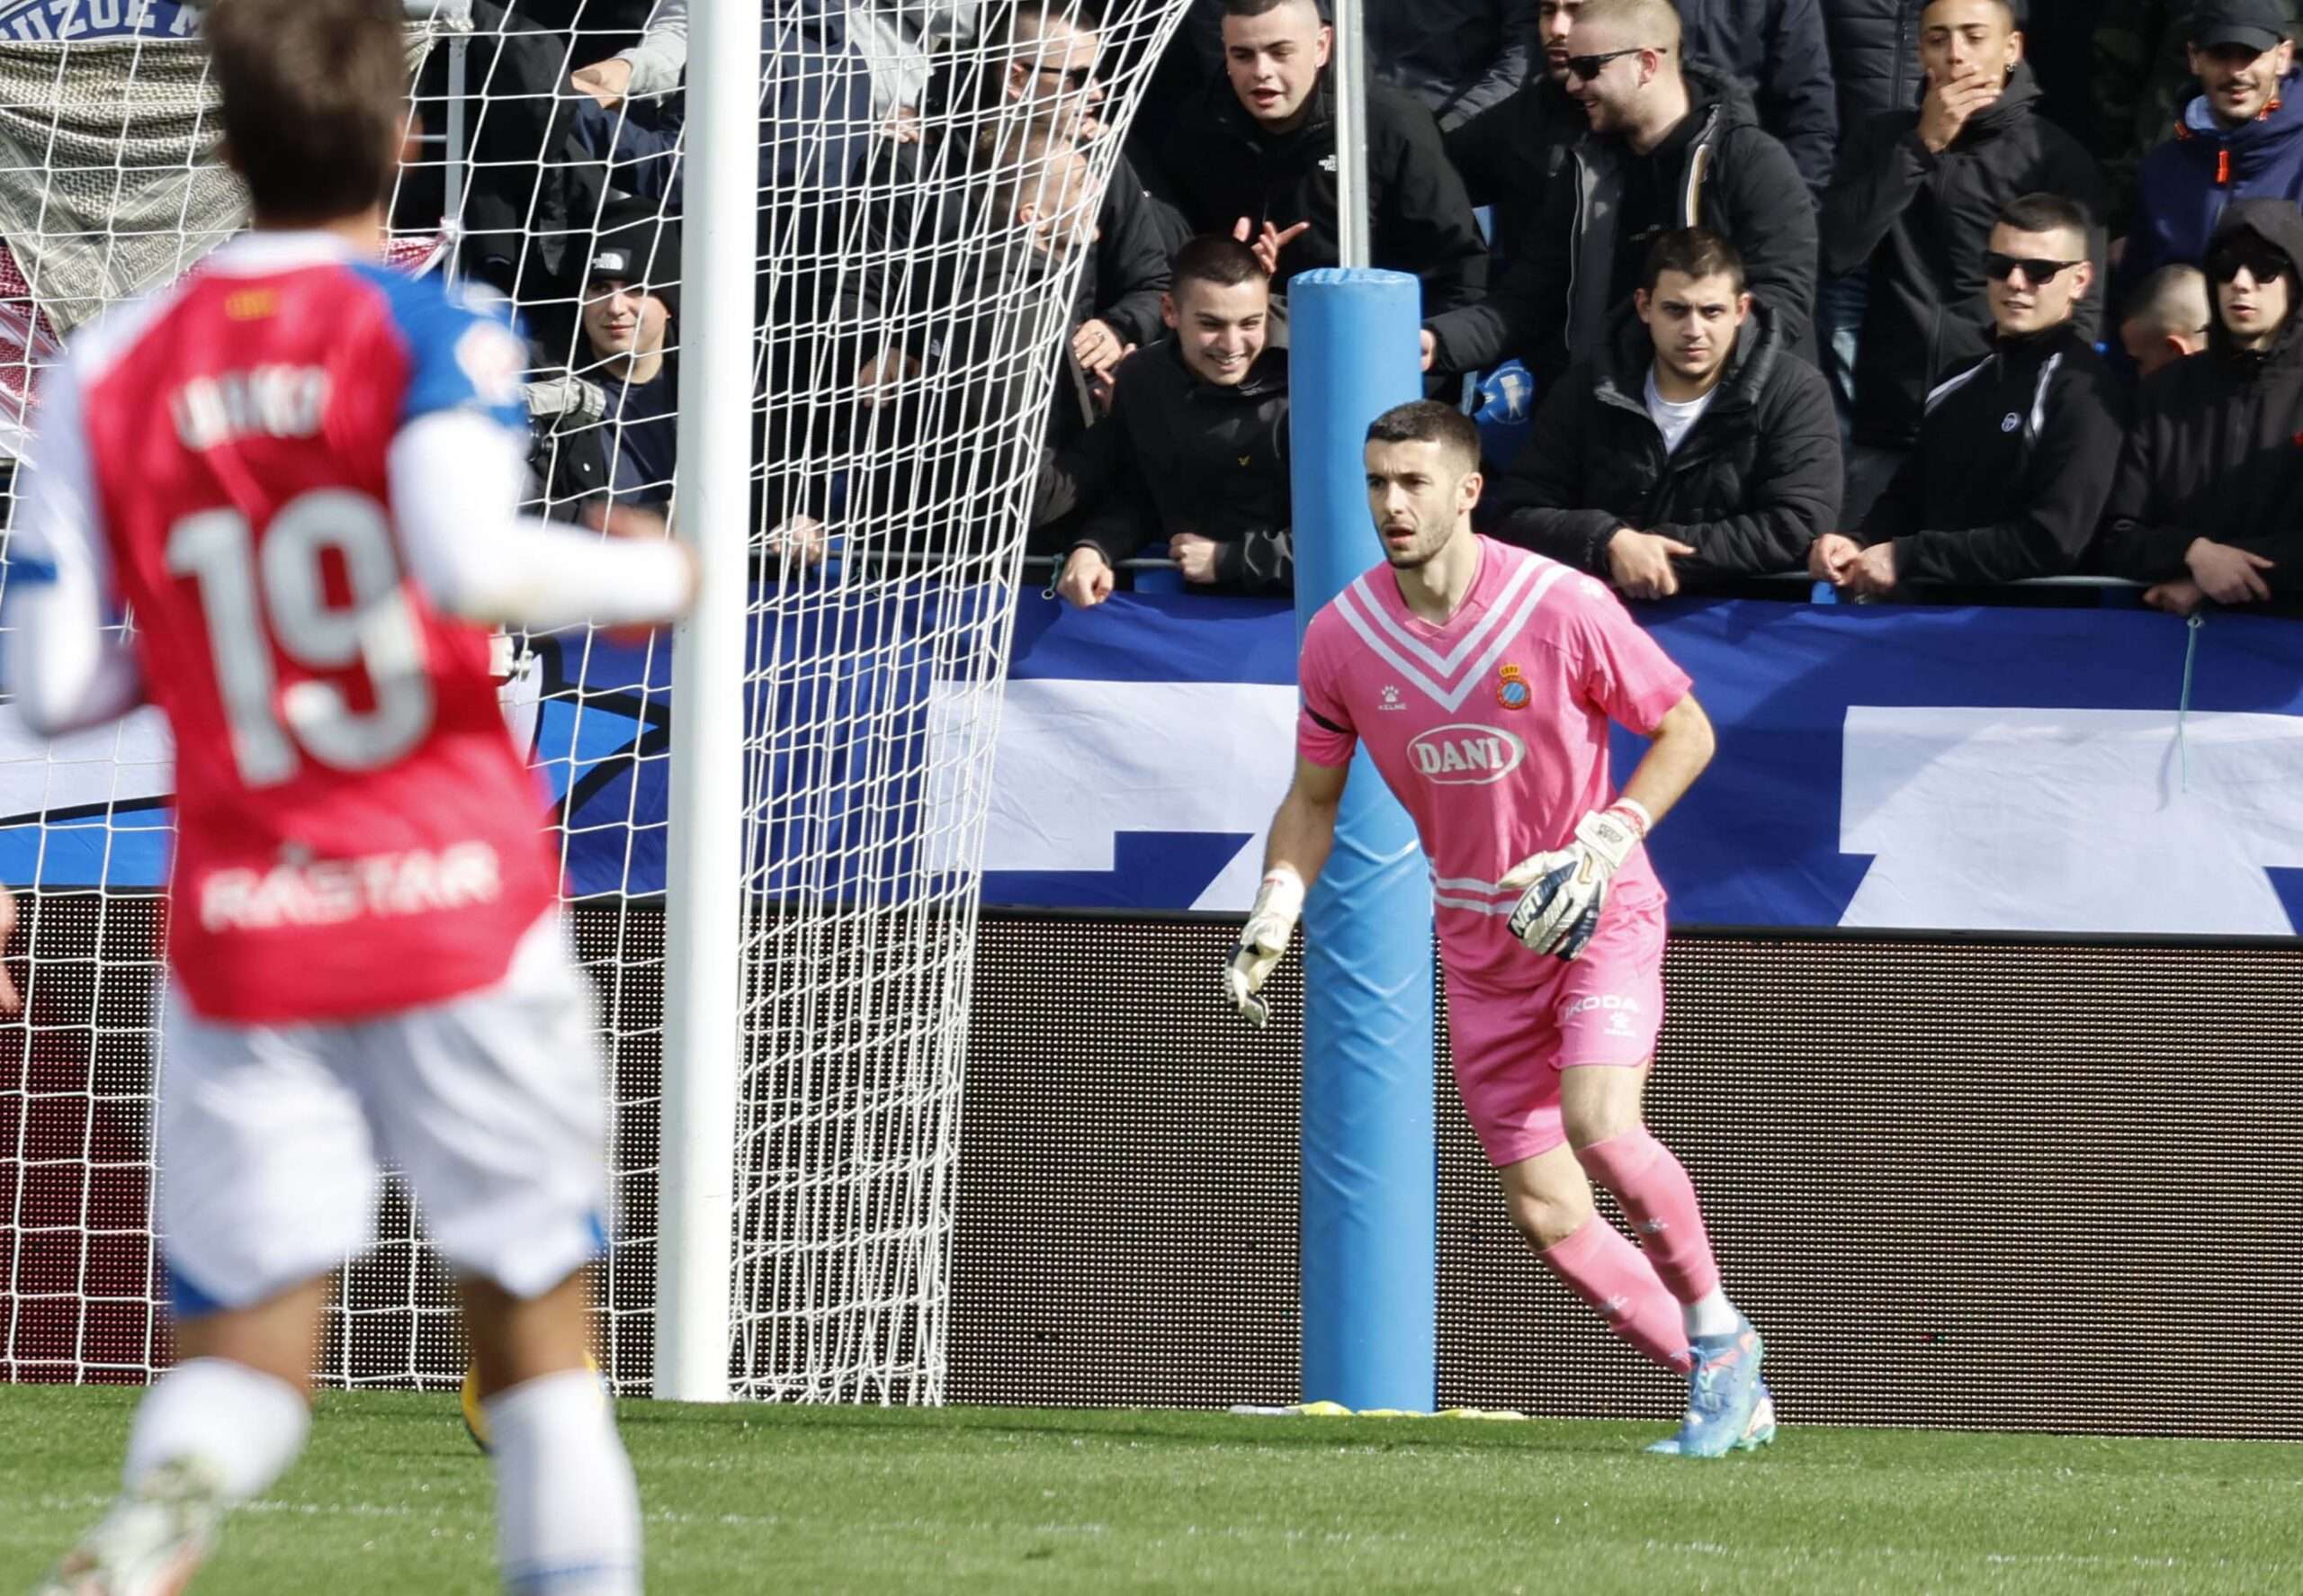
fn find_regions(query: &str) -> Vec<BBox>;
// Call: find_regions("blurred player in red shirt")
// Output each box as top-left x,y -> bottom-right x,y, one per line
12,2 -> 692,1589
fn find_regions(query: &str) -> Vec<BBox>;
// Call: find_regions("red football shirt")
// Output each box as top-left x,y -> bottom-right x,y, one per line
49,233 -> 558,1022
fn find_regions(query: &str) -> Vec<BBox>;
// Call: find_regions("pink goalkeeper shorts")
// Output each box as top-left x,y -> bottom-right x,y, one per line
1445,895 -> 1667,1168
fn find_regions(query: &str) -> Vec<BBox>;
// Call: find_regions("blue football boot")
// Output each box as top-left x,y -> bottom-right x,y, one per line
1646,1318 -> 1765,1458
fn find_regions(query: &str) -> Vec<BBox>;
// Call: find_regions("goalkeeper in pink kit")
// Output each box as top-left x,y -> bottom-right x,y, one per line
1225,400 -> 1772,1457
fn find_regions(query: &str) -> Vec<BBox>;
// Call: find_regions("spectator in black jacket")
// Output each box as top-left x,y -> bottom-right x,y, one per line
2101,199 -> 2303,614
851,4 -> 1179,402
1368,0 -> 1543,130
1486,229 -> 1841,595
1160,0 -> 1489,314
1677,0 -> 1840,195
1813,193 -> 2125,594
1052,237 -> 1294,605
1443,0 -> 1591,271
1424,0 -> 1817,383
2119,262 -> 2213,380
1822,0 -> 2106,523
528,202 -> 681,520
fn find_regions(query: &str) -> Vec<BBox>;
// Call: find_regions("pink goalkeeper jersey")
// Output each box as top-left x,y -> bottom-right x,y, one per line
1296,536 -> 1693,983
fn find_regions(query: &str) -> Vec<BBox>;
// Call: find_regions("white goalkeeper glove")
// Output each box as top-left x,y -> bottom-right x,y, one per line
1224,865 -> 1305,1027
1501,801 -> 1649,962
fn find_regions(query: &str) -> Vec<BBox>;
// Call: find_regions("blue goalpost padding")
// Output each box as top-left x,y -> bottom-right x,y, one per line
1286,268 -> 1438,1412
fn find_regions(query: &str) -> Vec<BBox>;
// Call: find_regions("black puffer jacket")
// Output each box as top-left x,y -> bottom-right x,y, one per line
1160,71 -> 1489,313
1443,72 -> 1587,272
1822,61 -> 2107,449
1059,341 -> 1294,595
1821,0 -> 1927,129
1484,300 -> 1842,584
1856,324 -> 2128,586
1678,0 -> 1840,194
1426,64 -> 1817,382
2101,201 -> 2303,591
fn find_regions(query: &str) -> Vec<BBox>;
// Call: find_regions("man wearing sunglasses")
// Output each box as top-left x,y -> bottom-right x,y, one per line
1445,0 -> 1600,280
1822,0 -> 2104,527
2104,199 -> 2303,614
2123,1 -> 2302,294
1421,0 -> 1817,388
1813,193 -> 2124,596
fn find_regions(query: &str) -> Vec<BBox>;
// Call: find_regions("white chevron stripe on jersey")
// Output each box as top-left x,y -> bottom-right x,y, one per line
1433,893 -> 1515,916
1333,560 -> 1573,712
1343,551 -> 1543,679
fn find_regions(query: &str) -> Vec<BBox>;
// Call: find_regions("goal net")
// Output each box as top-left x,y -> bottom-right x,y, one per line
0,0 -> 1191,1403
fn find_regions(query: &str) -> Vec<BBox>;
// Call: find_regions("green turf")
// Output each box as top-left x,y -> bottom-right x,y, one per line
3,1387 -> 2298,1594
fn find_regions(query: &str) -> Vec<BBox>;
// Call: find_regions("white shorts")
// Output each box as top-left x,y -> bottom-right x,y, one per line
158,911 -> 608,1317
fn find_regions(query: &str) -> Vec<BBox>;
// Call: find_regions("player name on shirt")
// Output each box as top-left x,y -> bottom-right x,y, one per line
199,840 -> 504,934
170,365 -> 330,452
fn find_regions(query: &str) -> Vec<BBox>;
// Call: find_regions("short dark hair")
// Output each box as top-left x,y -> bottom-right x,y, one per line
2123,263 -> 2212,335
1366,399 -> 1481,474
1640,228 -> 1747,295
1221,0 -> 1326,21
1169,234 -> 1268,295
1995,192 -> 2094,242
1922,0 -> 2021,24
204,0 -> 408,227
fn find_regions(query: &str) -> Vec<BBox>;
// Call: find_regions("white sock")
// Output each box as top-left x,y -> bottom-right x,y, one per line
486,1369 -> 641,1595
124,1357 -> 310,1502
1682,1287 -> 1741,1341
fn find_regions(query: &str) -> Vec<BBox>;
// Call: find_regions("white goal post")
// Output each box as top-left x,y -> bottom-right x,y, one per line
0,0 -> 1195,1404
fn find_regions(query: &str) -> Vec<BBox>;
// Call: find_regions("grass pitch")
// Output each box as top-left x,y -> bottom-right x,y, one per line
3,1387 -> 2297,1594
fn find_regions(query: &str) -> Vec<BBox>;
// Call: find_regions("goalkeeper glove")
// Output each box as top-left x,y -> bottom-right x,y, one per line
1501,802 -> 1649,962
1224,865 -> 1305,1027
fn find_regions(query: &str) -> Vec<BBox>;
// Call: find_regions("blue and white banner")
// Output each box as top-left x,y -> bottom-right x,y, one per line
4,592 -> 2301,936
0,1 -> 199,41
967,595 -> 2303,935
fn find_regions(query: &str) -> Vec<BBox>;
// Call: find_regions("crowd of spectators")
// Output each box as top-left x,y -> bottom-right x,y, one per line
482,0 -> 2303,616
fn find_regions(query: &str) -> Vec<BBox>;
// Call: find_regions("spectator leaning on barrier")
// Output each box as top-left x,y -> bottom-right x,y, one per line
1812,193 -> 2124,596
2119,262 -> 2215,378
1674,0 -> 1841,197
1444,0 -> 1592,273
528,201 -> 681,519
1051,236 -> 1293,606
2101,198 -> 2303,614
1421,0 -> 1818,387
1822,0 -> 2105,525
2121,2 -> 2303,292
1365,0 -> 1541,132
1484,228 -> 1841,597
1158,0 -> 1489,316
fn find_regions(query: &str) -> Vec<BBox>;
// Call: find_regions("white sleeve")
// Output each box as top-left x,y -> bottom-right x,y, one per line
4,357 -> 145,738
614,0 -> 690,98
387,409 -> 694,632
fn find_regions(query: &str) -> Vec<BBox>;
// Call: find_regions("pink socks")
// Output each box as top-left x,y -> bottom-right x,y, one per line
1538,1215 -> 1691,1372
1574,1126 -> 1724,1304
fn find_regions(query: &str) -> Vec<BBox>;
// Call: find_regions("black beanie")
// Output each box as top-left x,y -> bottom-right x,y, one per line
585,199 -> 682,321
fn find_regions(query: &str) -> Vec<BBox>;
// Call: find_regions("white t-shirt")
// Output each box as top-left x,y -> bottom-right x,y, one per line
1644,367 -> 1717,457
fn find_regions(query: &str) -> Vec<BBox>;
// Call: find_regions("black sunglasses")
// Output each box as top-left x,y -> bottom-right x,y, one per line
1564,46 -> 1647,83
1032,62 -> 1096,91
1981,251 -> 2082,284
2206,243 -> 2290,284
